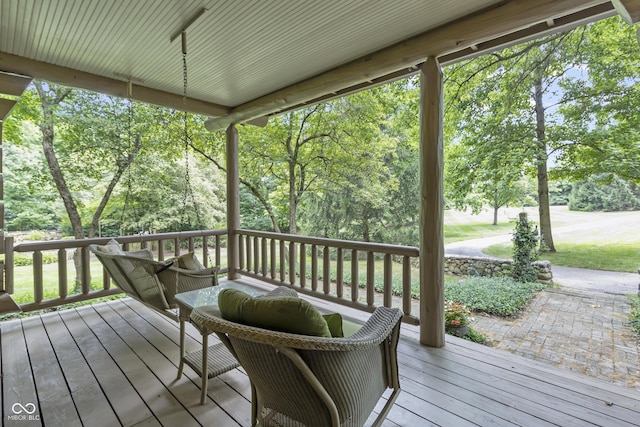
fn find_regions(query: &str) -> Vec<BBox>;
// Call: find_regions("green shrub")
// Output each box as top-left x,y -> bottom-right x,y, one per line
511,213 -> 538,283
13,253 -> 58,267
569,175 -> 640,212
444,276 -> 545,317
629,297 -> 640,336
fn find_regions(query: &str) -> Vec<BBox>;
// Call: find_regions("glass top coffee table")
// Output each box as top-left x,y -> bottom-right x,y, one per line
175,281 -> 264,404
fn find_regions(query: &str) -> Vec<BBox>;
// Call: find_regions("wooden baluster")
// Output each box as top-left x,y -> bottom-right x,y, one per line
311,244 -> 318,291
201,236 -> 208,267
279,240 -> 286,282
261,237 -> 267,276
270,239 -> 276,279
246,236 -> 253,273
58,248 -> 67,298
174,238 -> 180,256
403,256 -> 412,317
351,250 -> 359,303
323,247 -> 330,295
238,234 -> 245,270
299,243 -> 306,288
82,247 -> 91,294
253,236 -> 259,274
366,252 -> 375,306
4,236 -> 14,294
383,253 -> 392,307
158,239 -> 165,261
336,247 -> 343,298
215,235 -> 221,267
33,251 -> 43,303
288,242 -> 296,285
188,237 -> 195,253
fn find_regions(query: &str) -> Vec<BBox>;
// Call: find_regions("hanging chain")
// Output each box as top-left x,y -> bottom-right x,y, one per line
180,31 -> 202,229
119,83 -> 135,232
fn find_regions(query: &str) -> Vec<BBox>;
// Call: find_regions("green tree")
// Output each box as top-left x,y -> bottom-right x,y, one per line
3,123 -> 61,230
444,18 -> 640,251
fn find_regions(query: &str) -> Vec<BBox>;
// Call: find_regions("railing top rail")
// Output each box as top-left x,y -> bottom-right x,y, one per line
12,229 -> 228,252
237,229 -> 419,257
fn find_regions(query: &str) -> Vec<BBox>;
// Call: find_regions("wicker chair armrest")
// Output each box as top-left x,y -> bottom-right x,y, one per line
191,306 -> 402,351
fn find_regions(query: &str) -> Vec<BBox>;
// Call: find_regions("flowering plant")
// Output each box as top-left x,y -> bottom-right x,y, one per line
444,301 -> 472,328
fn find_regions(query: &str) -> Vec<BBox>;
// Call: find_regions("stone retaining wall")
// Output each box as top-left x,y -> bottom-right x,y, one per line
443,255 -> 553,284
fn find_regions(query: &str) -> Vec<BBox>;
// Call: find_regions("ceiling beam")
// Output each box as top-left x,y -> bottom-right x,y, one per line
0,71 -> 32,97
0,51 -> 230,117
0,99 -> 17,122
612,0 -> 640,23
272,2 -> 615,118
205,0 -> 608,131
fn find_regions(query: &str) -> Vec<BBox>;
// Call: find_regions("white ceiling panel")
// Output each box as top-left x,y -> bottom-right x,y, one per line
0,0 -> 614,116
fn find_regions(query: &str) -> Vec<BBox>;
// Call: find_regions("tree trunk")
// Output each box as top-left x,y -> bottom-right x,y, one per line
35,83 -> 88,292
88,134 -> 141,238
493,206 -> 499,226
533,77 -> 556,252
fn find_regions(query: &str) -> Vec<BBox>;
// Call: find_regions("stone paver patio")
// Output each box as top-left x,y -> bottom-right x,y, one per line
473,287 -> 640,391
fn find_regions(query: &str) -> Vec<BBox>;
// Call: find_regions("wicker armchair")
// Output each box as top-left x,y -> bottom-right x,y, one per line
190,304 -> 403,427
89,242 -> 218,320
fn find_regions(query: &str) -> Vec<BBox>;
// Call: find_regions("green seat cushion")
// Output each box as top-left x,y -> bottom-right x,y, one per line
218,288 -> 331,337
341,319 -> 361,338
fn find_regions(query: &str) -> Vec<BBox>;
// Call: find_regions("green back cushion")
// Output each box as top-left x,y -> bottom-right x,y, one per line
322,313 -> 344,338
218,289 -> 332,337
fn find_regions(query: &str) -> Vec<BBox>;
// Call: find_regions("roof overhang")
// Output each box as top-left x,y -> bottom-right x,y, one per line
0,0 -> 630,130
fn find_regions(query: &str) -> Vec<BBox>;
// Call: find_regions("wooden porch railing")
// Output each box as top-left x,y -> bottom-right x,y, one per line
235,229 -> 421,324
2,230 -> 227,312
2,228 -> 420,324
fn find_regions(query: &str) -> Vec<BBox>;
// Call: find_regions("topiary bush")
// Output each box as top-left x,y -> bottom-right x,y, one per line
510,212 -> 539,283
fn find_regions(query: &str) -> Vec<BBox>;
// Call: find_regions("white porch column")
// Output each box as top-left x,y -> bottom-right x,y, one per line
419,57 -> 445,347
226,124 -> 240,279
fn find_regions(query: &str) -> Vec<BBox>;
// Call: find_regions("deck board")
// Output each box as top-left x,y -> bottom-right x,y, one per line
22,315 -> 82,427
58,307 -> 160,426
41,311 -> 121,427
2,320 -> 42,426
1,295 -> 640,427
109,300 -> 250,425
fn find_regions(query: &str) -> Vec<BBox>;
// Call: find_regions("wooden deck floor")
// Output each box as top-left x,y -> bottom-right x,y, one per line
2,295 -> 640,426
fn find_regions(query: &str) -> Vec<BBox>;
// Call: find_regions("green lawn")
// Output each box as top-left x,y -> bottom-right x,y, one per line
446,206 -> 640,273
9,259 -> 108,305
484,242 -> 640,273
443,222 -> 513,244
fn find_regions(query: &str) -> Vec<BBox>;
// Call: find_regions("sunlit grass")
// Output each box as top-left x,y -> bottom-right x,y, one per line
443,222 -> 513,244
484,242 -> 640,273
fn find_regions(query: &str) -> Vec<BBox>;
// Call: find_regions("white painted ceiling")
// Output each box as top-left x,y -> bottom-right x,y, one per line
0,0 -> 615,116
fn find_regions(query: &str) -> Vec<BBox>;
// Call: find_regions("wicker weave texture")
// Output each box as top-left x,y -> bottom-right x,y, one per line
191,305 -> 402,426
89,244 -> 218,314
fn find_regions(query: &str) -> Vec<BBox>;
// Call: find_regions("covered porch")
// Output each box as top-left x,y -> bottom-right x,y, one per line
4,280 -> 640,426
2,1 -> 640,425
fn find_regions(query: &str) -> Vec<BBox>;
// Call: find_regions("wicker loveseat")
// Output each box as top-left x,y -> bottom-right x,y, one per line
89,240 -> 219,320
191,302 -> 403,427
